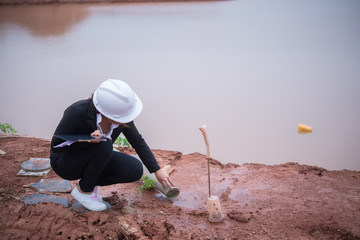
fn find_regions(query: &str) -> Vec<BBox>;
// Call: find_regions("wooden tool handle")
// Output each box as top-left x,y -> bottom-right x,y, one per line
199,125 -> 210,159
200,125 -> 212,197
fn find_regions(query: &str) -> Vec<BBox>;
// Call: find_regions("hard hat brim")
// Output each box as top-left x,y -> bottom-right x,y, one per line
93,89 -> 143,124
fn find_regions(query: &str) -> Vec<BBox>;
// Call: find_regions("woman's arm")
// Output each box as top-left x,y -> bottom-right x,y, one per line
122,121 -> 160,174
122,122 -> 174,189
154,168 -> 174,190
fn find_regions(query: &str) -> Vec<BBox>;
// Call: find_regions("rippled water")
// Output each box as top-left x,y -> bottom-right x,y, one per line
1,1 -> 359,170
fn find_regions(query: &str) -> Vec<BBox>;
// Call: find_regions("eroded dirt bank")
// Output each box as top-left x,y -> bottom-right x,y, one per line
0,136 -> 359,239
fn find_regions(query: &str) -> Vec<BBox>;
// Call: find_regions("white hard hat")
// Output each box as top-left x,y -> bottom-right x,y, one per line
93,79 -> 143,123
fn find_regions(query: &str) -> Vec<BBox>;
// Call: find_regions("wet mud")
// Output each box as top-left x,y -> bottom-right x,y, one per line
0,135 -> 360,239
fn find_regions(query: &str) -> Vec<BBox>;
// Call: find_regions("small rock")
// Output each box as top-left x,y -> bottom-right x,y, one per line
227,210 -> 251,223
121,205 -> 135,214
119,222 -> 138,236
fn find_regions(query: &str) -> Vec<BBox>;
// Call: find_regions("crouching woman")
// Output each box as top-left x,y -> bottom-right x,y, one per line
50,79 -> 173,211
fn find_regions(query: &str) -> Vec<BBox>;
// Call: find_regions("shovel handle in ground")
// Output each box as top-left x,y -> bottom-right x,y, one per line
199,125 -> 212,197
199,125 -> 210,158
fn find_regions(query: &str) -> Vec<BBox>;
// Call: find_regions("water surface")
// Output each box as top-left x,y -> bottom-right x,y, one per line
1,1 -> 359,170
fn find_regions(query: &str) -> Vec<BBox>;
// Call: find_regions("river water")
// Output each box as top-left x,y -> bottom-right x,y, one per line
1,1 -> 359,170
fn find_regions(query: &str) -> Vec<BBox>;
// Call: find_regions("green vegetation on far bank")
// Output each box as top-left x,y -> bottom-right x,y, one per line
0,123 -> 17,134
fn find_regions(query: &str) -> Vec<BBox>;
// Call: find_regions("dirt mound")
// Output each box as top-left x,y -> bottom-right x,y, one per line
1,135 -> 360,239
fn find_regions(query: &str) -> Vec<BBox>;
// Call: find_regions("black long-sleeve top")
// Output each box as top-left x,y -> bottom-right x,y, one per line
50,99 -> 160,173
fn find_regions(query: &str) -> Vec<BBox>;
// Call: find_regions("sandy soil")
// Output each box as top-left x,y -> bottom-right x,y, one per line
0,135 -> 359,240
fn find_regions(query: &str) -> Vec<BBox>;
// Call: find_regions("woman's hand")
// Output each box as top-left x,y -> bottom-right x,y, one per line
89,130 -> 103,143
91,130 -> 103,138
155,169 -> 174,190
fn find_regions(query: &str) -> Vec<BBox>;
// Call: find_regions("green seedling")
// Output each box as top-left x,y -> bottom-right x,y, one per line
114,136 -> 132,148
137,176 -> 156,194
0,123 -> 17,134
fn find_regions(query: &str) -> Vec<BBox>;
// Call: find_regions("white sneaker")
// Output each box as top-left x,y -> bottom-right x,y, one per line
94,186 -> 103,202
71,185 -> 106,211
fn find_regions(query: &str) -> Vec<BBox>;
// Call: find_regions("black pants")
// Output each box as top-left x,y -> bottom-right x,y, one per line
50,139 -> 143,192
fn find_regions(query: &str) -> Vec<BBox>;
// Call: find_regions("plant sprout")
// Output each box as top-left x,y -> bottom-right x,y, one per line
137,176 -> 156,194
114,136 -> 132,148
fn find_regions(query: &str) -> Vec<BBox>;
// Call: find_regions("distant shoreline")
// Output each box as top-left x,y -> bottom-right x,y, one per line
0,0 -> 222,6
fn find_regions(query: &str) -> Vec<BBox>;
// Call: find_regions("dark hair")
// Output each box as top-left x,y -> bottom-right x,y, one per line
88,93 -> 99,114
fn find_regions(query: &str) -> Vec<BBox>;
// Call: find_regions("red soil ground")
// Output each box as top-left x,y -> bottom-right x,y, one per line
0,135 -> 359,239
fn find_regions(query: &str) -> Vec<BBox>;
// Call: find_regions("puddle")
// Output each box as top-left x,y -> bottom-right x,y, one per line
22,193 -> 68,207
29,178 -> 72,193
152,188 -> 204,210
229,188 -> 251,204
154,192 -> 173,202
229,168 -> 247,175
172,191 -> 203,210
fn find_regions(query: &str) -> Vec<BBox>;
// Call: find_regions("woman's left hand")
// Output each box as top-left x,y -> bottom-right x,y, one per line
155,169 -> 174,190
91,130 -> 103,139
83,130 -> 103,143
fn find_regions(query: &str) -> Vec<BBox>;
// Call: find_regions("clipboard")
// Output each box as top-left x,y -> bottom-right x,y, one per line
54,135 -> 105,142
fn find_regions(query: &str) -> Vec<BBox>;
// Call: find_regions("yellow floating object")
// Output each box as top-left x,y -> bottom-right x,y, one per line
298,124 -> 312,134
